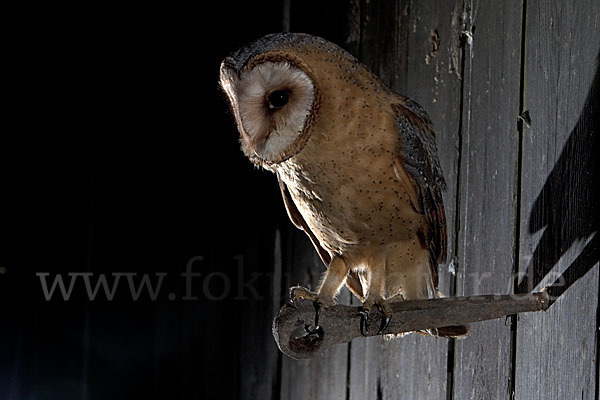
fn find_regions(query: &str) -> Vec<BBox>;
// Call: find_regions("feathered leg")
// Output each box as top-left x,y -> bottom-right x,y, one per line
360,254 -> 392,335
289,256 -> 349,326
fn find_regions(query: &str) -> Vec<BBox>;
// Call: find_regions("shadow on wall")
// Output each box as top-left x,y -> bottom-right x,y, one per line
517,52 -> 599,303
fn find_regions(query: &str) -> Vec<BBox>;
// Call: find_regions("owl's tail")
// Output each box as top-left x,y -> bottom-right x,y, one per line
421,288 -> 470,339
420,324 -> 470,339
383,324 -> 470,341
382,272 -> 471,340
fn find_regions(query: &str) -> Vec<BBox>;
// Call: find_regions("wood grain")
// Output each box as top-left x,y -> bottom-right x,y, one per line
514,1 -> 600,399
451,1 -> 524,399
239,231 -> 281,400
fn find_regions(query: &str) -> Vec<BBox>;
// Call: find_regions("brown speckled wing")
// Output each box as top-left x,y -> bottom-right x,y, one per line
277,174 -> 331,264
392,99 -> 448,288
277,175 -> 365,300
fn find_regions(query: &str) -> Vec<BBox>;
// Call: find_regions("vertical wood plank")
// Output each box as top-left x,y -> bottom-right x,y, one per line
346,1 -> 465,399
515,1 -> 600,399
278,3 -> 354,399
239,229 -> 281,400
380,1 -> 466,399
452,1 -> 524,399
280,231 -> 350,400
403,0 -> 464,301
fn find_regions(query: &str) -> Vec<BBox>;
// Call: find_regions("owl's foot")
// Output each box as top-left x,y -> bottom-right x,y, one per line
360,300 -> 392,336
288,286 -> 319,308
288,286 -> 334,328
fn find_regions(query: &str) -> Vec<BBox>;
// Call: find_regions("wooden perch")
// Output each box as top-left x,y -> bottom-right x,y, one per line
272,291 -> 550,359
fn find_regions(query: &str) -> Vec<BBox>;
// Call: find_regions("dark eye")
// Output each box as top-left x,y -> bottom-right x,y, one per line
267,90 -> 290,109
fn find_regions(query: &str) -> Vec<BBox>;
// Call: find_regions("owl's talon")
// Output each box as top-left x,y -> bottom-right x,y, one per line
360,308 -> 370,336
289,286 -> 319,303
288,287 -> 328,328
305,323 -> 323,335
286,299 -> 299,310
360,302 -> 392,335
375,303 -> 392,335
376,312 -> 392,335
313,301 -> 322,327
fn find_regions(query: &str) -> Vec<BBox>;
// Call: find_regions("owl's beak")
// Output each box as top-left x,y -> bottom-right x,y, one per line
251,133 -> 269,154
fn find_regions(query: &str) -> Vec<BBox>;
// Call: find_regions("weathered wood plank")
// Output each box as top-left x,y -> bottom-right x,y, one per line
402,0 -> 464,301
515,0 -> 600,398
277,3 -> 355,398
346,0 -> 465,399
452,1 -> 524,399
279,231 -> 350,400
239,229 -> 281,400
378,1 -> 466,398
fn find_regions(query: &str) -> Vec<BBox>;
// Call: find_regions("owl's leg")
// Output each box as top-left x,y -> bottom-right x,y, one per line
289,256 -> 349,327
361,238 -> 434,336
360,256 -> 392,336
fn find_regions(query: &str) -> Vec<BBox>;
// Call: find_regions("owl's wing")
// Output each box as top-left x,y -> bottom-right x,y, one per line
393,98 -> 447,288
277,175 -> 365,300
277,175 -> 332,266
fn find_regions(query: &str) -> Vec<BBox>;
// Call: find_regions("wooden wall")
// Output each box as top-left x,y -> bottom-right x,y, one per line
268,1 -> 599,399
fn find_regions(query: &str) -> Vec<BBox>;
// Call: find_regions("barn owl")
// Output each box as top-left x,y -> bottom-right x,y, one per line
220,33 -> 468,338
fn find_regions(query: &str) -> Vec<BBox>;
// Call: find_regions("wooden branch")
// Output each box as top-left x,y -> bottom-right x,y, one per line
272,291 -> 550,359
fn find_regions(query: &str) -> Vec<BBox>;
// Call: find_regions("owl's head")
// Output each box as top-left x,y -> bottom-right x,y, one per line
220,59 -> 316,164
219,33 -> 334,165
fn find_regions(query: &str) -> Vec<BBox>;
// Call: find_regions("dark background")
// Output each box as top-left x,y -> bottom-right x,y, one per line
3,1 -> 599,400
1,2 -> 349,399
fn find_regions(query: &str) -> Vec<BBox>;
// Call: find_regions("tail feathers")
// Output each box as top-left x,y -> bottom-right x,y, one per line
419,324 -> 470,339
427,289 -> 470,339
381,290 -> 470,340
383,324 -> 470,341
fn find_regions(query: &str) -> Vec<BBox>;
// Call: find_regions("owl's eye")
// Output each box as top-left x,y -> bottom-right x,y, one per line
267,90 -> 290,109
